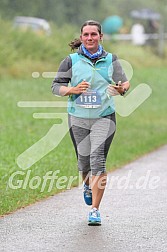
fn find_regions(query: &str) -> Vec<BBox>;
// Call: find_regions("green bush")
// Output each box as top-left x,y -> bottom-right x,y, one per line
0,19 -> 77,77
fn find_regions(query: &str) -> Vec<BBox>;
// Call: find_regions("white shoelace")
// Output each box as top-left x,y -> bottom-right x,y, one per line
91,208 -> 98,217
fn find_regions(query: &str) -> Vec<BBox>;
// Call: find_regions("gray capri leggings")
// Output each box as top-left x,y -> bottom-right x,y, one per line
68,113 -> 116,175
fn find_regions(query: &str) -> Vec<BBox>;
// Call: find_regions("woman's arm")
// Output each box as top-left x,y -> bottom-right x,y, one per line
51,56 -> 72,96
109,55 -> 130,96
52,56 -> 90,96
59,81 -> 90,96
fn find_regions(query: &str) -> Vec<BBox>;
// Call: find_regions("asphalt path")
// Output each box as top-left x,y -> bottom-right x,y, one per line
0,145 -> 167,252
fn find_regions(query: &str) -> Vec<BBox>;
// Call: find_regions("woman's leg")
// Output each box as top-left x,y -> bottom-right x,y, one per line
68,115 -> 91,184
90,113 -> 116,209
82,171 -> 91,186
91,173 -> 107,209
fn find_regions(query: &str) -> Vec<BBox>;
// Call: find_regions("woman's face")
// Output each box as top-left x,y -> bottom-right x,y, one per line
80,25 -> 103,54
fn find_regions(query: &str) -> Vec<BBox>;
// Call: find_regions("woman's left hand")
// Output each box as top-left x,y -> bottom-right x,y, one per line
107,81 -> 128,96
107,81 -> 123,96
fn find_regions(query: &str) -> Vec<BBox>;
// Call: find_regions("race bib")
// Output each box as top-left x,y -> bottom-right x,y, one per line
76,90 -> 101,108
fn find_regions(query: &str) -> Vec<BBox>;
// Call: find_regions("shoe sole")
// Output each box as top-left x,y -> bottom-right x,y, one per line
88,221 -> 101,226
85,201 -> 92,206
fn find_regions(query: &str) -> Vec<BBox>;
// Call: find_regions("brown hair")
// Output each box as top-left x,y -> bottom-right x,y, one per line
69,20 -> 102,51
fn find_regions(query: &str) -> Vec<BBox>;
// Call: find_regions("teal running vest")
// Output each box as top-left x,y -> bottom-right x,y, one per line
68,53 -> 115,118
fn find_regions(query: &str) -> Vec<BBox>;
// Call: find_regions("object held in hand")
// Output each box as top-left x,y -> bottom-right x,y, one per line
121,88 -> 127,96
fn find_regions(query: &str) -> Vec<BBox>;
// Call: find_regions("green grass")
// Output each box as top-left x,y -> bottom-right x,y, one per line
0,20 -> 167,215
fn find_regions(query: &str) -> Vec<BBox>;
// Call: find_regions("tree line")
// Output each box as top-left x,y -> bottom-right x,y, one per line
0,0 -> 166,29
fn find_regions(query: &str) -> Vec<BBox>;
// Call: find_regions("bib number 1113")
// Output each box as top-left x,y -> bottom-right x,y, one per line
76,91 -> 101,108
80,95 -> 97,103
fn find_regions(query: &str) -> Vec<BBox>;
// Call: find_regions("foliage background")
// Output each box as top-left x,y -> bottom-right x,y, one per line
0,0 -> 167,29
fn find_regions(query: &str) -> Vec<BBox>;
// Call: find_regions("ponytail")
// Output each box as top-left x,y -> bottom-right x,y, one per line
68,38 -> 82,51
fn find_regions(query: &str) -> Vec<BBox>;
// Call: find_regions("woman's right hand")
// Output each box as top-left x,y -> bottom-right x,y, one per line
59,80 -> 90,96
71,80 -> 90,94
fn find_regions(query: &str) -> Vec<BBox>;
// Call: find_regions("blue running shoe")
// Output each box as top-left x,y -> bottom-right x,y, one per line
88,208 -> 101,225
83,184 -> 92,206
